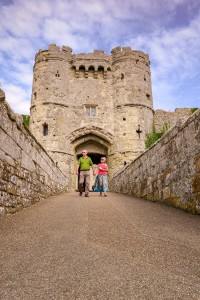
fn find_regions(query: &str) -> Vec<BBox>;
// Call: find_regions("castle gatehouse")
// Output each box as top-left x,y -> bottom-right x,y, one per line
30,44 -> 154,189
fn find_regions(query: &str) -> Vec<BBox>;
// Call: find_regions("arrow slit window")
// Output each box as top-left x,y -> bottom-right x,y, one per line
43,123 -> 48,136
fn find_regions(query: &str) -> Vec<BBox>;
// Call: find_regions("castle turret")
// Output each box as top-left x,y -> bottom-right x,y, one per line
109,46 -> 154,173
30,44 -> 73,171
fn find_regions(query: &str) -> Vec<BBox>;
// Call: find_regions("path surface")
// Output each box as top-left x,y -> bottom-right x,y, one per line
0,192 -> 200,300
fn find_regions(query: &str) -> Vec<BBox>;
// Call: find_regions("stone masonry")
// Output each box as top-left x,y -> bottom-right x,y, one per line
0,89 -> 68,218
154,108 -> 192,131
110,108 -> 200,214
29,44 -> 154,189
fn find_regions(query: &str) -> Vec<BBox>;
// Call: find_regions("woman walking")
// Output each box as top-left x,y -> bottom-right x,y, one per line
96,157 -> 109,197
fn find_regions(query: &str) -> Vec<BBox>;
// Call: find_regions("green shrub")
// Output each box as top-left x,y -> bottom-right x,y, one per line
191,108 -> 198,114
145,123 -> 170,149
22,115 -> 30,128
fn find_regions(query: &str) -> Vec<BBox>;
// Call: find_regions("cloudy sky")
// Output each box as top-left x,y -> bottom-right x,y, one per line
0,0 -> 200,114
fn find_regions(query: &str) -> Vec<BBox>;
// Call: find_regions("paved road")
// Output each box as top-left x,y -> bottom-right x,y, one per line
0,192 -> 200,300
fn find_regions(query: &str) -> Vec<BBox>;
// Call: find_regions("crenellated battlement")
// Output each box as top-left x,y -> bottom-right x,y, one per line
34,44 -> 72,65
35,50 -> 49,64
111,46 -> 132,55
34,44 -> 150,71
111,46 -> 149,65
71,50 -> 111,78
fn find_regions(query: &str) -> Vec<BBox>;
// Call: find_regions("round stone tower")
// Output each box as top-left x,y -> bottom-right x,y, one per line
109,46 -> 154,174
30,44 -> 73,177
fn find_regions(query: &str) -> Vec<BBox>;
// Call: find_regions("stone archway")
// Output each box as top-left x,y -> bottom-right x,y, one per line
68,127 -> 113,190
67,125 -> 113,145
75,140 -> 108,190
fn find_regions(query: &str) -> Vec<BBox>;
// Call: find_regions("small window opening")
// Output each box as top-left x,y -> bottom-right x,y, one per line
123,117 -> 126,121
43,123 -> 48,136
144,75 -> 146,81
98,66 -> 104,79
34,92 -> 37,100
146,94 -> 150,99
88,66 -> 95,78
121,73 -> 124,80
55,70 -> 60,77
79,66 -> 85,78
85,106 -> 96,117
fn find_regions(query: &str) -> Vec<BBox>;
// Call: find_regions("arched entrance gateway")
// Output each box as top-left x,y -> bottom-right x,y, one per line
75,142 -> 108,191
69,126 -> 113,190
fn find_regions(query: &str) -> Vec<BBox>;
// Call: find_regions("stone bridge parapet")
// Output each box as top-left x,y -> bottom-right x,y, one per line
0,90 -> 68,218
110,108 -> 200,214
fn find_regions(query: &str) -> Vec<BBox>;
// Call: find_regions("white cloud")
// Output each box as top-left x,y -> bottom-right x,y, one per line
0,0 -> 200,114
43,18 -> 69,41
0,36 -> 36,62
9,62 -> 33,86
1,81 -> 31,114
126,10 -> 200,110
42,17 -> 98,52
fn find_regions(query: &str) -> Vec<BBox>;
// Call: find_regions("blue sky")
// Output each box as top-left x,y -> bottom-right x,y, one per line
0,0 -> 200,114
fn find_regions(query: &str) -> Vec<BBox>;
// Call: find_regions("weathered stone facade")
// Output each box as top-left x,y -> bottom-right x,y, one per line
0,89 -> 68,218
30,44 -> 154,189
110,109 -> 200,214
154,108 -> 192,131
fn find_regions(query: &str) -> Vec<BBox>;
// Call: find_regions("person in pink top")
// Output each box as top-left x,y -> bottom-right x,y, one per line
96,157 -> 109,197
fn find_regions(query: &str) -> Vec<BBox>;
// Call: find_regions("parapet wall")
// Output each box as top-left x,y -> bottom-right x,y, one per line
0,90 -> 68,218
110,109 -> 200,214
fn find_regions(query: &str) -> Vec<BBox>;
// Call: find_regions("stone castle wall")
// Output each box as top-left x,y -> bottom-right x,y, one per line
0,90 -> 68,218
110,108 -> 200,214
29,44 -> 154,189
154,108 -> 192,131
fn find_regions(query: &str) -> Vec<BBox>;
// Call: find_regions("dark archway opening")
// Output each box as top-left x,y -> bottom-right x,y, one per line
76,152 -> 107,191
74,137 -> 110,191
77,152 -> 105,165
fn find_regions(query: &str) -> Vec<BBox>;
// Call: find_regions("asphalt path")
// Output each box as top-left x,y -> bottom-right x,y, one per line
0,192 -> 200,300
